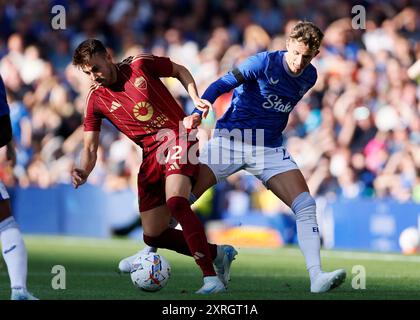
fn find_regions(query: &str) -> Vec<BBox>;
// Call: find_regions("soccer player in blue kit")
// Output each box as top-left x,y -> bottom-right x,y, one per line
120,21 -> 346,293
0,76 -> 38,300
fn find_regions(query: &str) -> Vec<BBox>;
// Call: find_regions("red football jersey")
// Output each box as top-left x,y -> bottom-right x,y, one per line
84,54 -> 186,154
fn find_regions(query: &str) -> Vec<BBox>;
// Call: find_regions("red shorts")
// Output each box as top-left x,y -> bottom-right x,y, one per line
137,133 -> 200,212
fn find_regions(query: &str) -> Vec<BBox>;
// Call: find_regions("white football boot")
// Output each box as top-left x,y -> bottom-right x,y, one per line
11,287 -> 39,300
195,276 -> 226,294
310,269 -> 346,293
213,245 -> 238,287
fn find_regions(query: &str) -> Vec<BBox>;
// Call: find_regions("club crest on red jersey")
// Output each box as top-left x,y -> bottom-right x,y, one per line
134,76 -> 147,90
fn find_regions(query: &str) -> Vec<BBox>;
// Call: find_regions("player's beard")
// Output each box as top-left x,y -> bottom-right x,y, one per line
101,64 -> 117,87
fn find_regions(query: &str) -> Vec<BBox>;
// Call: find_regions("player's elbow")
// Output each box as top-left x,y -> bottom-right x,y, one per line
171,62 -> 186,79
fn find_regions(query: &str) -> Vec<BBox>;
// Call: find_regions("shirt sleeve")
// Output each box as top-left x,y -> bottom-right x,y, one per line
202,52 -> 268,103
144,55 -> 174,78
83,90 -> 102,132
201,73 -> 238,103
235,51 -> 267,81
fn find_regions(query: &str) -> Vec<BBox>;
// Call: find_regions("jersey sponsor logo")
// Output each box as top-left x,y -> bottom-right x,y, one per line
262,94 -> 293,112
134,76 -> 147,90
133,101 -> 154,121
110,100 -> 122,112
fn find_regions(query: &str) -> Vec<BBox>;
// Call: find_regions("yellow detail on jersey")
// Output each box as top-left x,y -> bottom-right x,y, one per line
133,101 -> 154,122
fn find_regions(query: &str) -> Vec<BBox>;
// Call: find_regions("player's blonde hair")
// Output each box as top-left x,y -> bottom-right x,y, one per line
288,21 -> 324,51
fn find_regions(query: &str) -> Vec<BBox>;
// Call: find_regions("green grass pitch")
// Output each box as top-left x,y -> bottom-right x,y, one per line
1,236 -> 420,300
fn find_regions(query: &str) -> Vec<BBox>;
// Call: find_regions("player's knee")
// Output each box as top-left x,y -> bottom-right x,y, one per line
166,196 -> 189,217
0,216 -> 19,233
291,192 -> 316,221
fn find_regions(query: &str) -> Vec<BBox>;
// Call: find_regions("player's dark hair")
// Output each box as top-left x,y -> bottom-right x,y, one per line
289,21 -> 324,50
72,39 -> 108,67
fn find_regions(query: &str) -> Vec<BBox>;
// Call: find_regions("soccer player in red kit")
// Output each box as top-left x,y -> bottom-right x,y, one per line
71,39 -> 232,294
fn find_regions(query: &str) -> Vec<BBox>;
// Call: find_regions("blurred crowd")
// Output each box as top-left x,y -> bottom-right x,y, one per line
0,0 -> 419,220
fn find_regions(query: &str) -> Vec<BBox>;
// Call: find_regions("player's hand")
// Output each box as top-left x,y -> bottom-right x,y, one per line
192,98 -> 212,119
6,142 -> 16,167
183,113 -> 202,129
71,168 -> 89,189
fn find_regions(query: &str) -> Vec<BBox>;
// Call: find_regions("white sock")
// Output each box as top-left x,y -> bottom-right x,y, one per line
297,222 -> 322,282
292,192 -> 322,283
1,227 -> 28,289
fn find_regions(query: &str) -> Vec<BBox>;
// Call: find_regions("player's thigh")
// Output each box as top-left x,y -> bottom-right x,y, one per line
252,146 -> 309,207
266,169 -> 309,208
199,136 -> 245,184
140,205 -> 172,237
165,174 -> 192,200
191,163 -> 217,199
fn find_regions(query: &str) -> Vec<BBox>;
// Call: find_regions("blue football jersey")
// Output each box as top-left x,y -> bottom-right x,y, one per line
0,76 -> 10,117
202,51 -> 317,147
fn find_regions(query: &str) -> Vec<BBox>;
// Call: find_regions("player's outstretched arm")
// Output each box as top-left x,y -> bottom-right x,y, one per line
171,62 -> 212,119
183,69 -> 242,129
72,131 -> 100,189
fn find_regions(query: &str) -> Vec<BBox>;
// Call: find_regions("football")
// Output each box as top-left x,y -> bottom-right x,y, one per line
130,253 -> 171,292
399,227 -> 420,255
